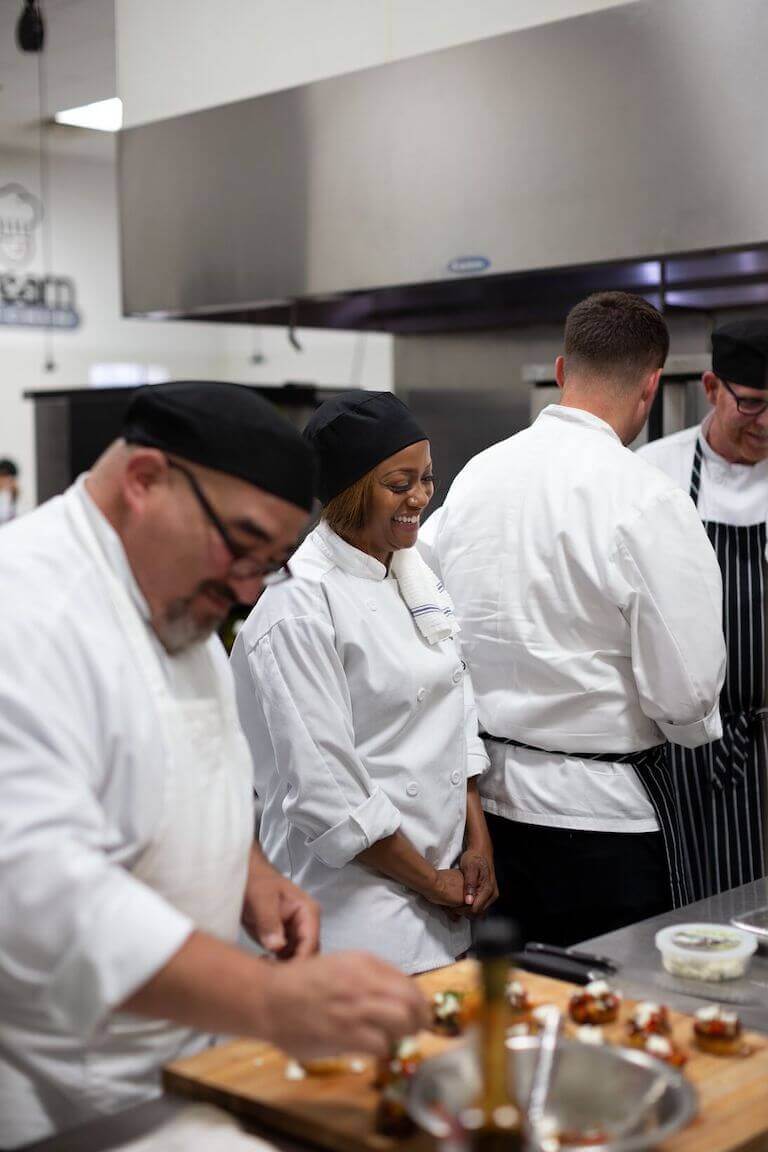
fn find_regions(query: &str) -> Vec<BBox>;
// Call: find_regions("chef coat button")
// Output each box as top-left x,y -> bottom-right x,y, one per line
366,600 -> 377,612
406,782 -> 419,797
416,687 -> 427,702
450,770 -> 461,785
452,666 -> 463,684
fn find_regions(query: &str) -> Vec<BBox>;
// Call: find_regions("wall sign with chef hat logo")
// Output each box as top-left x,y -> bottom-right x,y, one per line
0,183 -> 42,265
0,183 -> 79,330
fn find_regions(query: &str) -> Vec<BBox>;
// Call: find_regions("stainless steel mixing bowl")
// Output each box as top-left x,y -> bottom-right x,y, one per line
407,1035 -> 697,1150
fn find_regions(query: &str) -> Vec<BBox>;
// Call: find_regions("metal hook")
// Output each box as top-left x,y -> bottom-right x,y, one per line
288,301 -> 303,352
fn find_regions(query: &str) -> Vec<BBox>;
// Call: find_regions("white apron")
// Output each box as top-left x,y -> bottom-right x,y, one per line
0,489 -> 253,1147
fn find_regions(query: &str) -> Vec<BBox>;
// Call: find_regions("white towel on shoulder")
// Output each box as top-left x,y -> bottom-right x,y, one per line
390,546 -> 460,645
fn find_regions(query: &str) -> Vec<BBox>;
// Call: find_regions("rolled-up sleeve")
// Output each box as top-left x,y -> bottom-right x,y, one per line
613,487 -> 726,749
0,628 -> 193,1042
244,616 -> 401,868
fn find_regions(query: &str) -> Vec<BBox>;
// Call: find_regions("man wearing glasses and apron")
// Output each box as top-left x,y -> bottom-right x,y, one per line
641,320 -> 768,899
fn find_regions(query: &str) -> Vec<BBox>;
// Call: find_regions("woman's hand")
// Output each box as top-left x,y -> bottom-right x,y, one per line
428,867 -> 468,908
459,778 -> 498,917
458,847 -> 498,918
357,833 -> 467,911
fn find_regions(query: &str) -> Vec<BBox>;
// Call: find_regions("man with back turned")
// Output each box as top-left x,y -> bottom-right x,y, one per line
422,293 -> 726,944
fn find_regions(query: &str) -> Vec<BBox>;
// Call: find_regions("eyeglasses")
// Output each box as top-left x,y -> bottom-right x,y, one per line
167,459 -> 293,585
721,379 -> 768,418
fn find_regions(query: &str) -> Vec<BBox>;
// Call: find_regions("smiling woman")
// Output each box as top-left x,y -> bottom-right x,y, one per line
328,443 -> 435,565
323,452 -> 436,552
230,390 -> 497,974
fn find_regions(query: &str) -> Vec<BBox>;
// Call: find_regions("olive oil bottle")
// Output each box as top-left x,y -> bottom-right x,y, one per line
463,918 -> 524,1151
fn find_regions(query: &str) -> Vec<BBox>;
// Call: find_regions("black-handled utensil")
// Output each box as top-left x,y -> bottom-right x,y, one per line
512,950 -> 604,985
524,941 -> 618,974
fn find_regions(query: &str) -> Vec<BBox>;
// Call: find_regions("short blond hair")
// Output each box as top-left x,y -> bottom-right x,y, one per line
322,470 -> 377,537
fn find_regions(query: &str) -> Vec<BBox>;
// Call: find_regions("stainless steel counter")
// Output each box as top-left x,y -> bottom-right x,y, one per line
21,880 -> 768,1150
581,877 -> 768,1031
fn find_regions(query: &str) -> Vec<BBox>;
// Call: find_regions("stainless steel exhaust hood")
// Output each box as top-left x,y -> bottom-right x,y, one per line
118,0 -> 768,334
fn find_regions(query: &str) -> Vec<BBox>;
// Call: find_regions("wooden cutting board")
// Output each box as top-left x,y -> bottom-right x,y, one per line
163,959 -> 768,1152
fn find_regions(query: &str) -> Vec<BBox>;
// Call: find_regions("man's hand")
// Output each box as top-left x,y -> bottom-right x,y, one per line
242,846 -> 320,958
122,934 -> 428,1056
458,847 -> 498,918
260,951 -> 431,1060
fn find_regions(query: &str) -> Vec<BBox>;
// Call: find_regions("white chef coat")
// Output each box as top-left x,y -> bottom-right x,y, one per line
420,405 -> 726,832
638,418 -> 768,526
230,519 -> 488,973
0,479 -> 253,1146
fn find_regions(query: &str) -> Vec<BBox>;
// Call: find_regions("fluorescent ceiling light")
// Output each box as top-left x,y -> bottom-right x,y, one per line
54,97 -> 122,132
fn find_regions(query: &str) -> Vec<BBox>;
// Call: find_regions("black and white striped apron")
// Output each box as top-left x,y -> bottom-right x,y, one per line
667,436 -> 767,900
480,735 -> 690,908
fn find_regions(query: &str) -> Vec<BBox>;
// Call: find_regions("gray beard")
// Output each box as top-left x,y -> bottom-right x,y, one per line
154,599 -> 219,654
153,579 -> 237,654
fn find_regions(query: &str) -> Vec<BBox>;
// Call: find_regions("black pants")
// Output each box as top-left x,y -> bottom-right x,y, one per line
485,813 -> 671,947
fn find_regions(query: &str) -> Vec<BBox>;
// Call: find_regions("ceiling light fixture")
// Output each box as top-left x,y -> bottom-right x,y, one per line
54,97 -> 123,132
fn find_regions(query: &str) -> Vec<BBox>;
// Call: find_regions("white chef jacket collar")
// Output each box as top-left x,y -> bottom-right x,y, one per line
74,475 -> 152,621
538,403 -> 622,444
313,518 -> 388,582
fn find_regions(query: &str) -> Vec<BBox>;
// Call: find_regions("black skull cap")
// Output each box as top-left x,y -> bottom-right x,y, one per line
712,318 -> 768,391
123,381 -> 316,511
303,390 -> 428,504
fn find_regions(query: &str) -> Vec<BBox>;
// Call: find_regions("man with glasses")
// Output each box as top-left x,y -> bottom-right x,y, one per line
0,381 -> 429,1148
641,319 -> 768,898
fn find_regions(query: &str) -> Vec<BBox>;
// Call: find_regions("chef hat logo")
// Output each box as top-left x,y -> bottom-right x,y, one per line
0,183 -> 43,266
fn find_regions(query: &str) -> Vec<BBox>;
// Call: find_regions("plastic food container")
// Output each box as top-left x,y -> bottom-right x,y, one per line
655,922 -> 757,982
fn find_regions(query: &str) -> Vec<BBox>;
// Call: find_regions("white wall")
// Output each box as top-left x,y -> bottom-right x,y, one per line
4,0 -> 644,508
117,0 -> 640,128
0,146 -> 390,509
